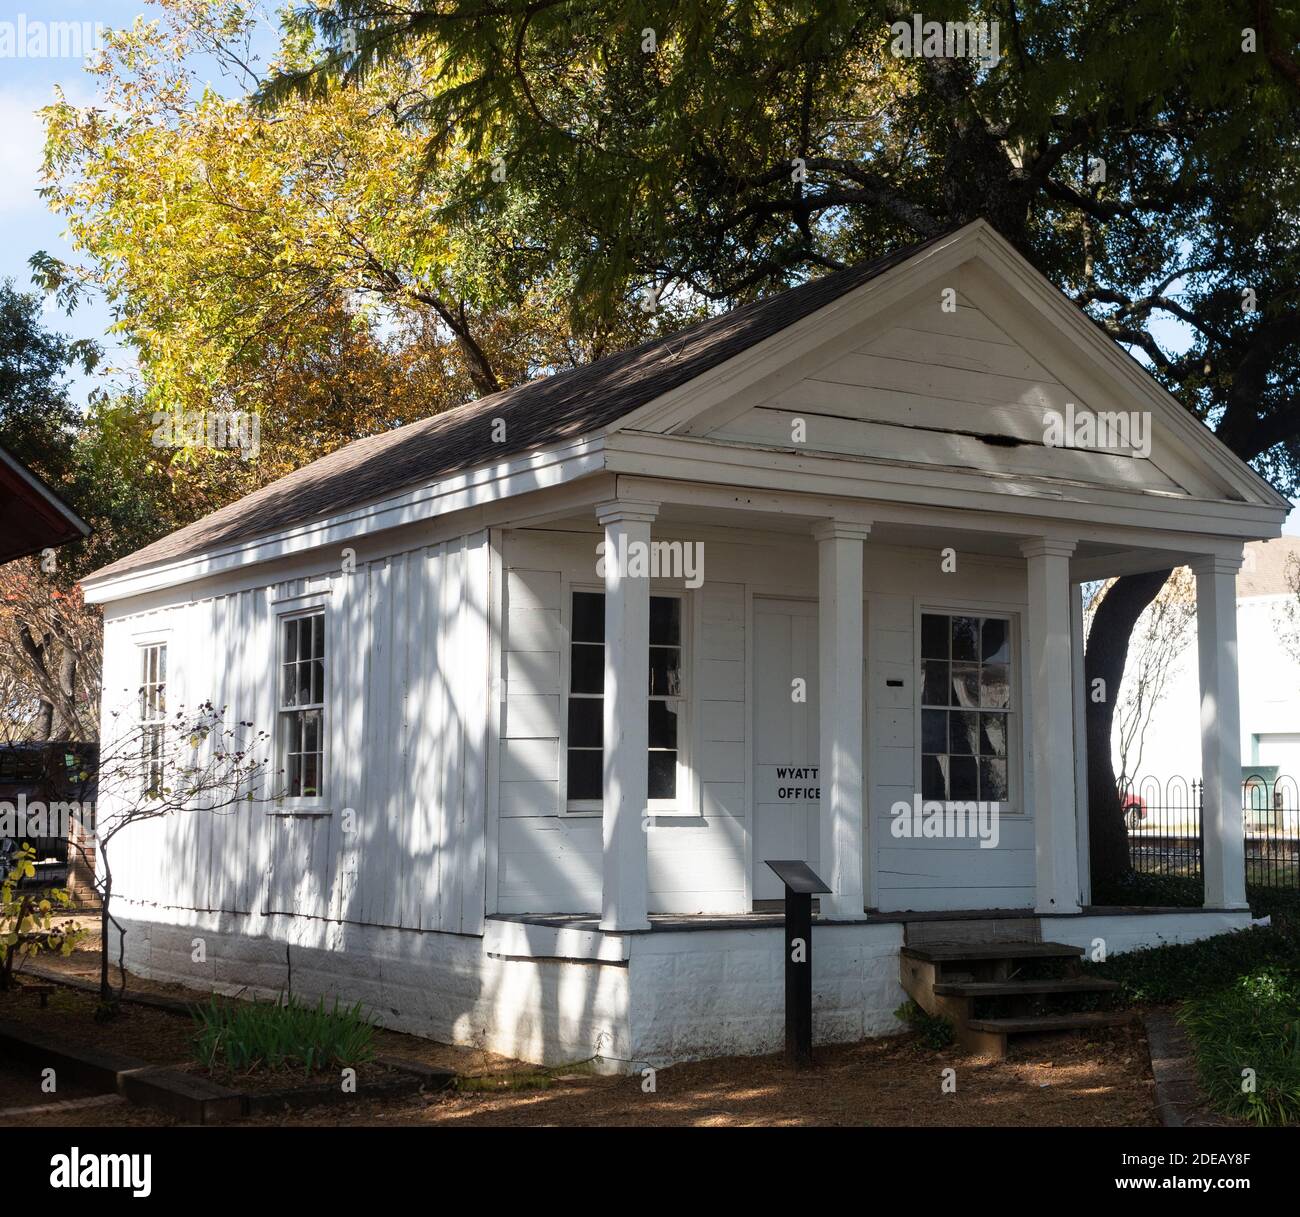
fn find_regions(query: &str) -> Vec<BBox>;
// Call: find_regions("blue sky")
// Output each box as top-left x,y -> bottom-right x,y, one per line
0,0 -> 279,401
2,3 -> 151,390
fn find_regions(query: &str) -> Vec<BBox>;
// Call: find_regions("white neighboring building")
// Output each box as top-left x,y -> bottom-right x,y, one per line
82,222 -> 1286,1069
1113,533 -> 1300,829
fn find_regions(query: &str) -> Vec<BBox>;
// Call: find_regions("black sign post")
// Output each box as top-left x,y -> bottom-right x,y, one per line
764,859 -> 831,1070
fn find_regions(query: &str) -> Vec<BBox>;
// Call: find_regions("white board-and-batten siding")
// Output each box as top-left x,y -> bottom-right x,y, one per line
494,527 -> 1038,916
496,527 -> 748,915
98,531 -> 490,937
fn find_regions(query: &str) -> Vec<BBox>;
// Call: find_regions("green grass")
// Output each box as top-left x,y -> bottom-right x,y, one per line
192,994 -> 376,1076
1178,969 -> 1300,1126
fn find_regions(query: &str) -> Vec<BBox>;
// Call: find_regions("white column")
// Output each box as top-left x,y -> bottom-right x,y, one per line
596,499 -> 658,932
1069,581 -> 1092,906
1194,553 -> 1247,910
1020,538 -> 1082,915
813,520 -> 869,919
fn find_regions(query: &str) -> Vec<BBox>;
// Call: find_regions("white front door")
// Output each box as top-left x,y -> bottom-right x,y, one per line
752,599 -> 820,901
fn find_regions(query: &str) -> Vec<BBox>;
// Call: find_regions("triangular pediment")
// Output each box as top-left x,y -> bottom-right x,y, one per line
612,222 -> 1284,509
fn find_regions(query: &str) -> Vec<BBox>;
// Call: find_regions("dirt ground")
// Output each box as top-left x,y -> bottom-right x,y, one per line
2,947 -> 1159,1128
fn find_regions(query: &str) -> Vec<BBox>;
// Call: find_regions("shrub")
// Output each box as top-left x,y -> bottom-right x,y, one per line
894,999 -> 954,1049
0,843 -> 84,989
192,994 -> 376,1075
1248,886 -> 1300,933
1084,925 -> 1300,1005
1090,870 -> 1203,908
1179,969 -> 1300,1126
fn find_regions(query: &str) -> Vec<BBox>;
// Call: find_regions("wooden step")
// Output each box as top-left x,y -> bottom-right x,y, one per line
932,977 -> 1120,998
901,940 -> 1084,964
965,1011 -> 1134,1034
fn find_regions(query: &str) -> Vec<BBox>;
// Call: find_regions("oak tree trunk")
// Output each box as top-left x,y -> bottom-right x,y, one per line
1084,568 -> 1172,890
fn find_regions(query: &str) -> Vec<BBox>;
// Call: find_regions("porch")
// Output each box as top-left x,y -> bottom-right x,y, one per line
479,901 -> 1250,1067
491,475 -> 1254,928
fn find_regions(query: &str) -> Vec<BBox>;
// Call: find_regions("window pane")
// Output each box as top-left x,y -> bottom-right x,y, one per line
981,618 -> 1009,663
949,711 -> 979,755
951,616 -> 980,662
297,663 -> 313,706
648,750 -> 677,800
980,758 -> 1008,802
921,614 -> 948,659
922,660 -> 950,706
649,597 -> 681,646
571,592 -> 604,643
301,752 -> 319,798
299,618 -> 314,661
284,619 -> 298,665
980,663 -> 1009,709
567,698 -> 602,748
570,643 -> 604,694
648,647 -> 681,697
951,663 -> 979,708
980,714 -> 1007,758
648,699 -> 678,749
311,659 -> 325,704
567,749 -> 602,800
282,662 -> 296,708
921,754 -> 947,799
312,613 -> 325,659
287,753 -> 302,798
922,709 -> 948,753
302,709 -> 321,755
949,754 -> 978,799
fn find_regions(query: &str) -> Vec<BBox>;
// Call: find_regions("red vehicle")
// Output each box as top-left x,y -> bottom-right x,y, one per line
1120,790 -> 1147,828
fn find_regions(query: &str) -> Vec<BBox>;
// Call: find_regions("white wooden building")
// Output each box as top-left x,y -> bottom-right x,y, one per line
83,222 -> 1287,1068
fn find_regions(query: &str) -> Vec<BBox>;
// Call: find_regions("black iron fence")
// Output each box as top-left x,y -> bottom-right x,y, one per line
1119,774 -> 1300,889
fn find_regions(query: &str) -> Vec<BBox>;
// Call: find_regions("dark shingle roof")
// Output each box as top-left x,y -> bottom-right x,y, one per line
87,230 -> 954,584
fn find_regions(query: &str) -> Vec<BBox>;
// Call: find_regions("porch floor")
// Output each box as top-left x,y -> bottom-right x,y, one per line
487,904 -> 1234,934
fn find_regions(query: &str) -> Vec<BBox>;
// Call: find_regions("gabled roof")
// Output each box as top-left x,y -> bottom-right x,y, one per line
85,219 -> 1288,589
0,444 -> 89,565
85,230 -> 956,584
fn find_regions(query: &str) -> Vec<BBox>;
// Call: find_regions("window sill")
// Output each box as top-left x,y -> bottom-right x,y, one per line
561,806 -> 703,820
266,804 -> 332,818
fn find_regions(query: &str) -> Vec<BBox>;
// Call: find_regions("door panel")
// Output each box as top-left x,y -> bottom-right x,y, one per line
752,599 -> 820,900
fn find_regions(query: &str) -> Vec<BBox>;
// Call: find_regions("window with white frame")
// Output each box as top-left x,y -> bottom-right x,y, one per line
920,612 -> 1011,804
279,612 -> 325,800
566,590 -> 686,809
139,642 -> 167,795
